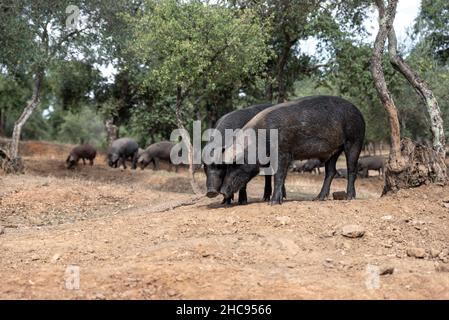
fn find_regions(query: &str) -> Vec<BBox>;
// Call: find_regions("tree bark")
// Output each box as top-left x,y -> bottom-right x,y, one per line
371,0 -> 406,173
383,138 -> 447,194
8,69 -> 44,169
105,118 -> 119,147
0,109 -> 5,137
387,26 -> 446,159
372,0 -> 447,192
175,86 -> 203,196
276,42 -> 290,103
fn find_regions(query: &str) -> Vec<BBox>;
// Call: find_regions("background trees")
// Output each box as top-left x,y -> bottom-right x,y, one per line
0,0 -> 447,178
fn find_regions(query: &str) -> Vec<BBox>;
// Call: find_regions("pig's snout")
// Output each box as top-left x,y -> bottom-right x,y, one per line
206,188 -> 219,198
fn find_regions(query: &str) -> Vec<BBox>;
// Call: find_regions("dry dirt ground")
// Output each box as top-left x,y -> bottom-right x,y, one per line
0,141 -> 449,300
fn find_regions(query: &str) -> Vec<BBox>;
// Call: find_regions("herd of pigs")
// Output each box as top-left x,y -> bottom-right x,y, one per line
65,95 -> 390,205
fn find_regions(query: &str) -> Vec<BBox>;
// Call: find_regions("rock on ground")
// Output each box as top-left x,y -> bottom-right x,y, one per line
341,225 -> 365,238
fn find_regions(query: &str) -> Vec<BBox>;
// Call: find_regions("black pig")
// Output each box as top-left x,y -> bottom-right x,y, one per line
204,103 -> 286,205
66,144 -> 97,169
138,141 -> 177,171
220,96 -> 366,205
107,138 -> 139,170
302,159 -> 324,174
358,156 -> 385,178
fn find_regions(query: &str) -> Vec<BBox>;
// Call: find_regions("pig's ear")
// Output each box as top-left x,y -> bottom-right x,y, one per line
66,155 -> 70,163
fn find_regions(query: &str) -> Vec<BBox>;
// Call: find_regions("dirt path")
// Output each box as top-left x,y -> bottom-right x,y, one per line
1,144 -> 449,299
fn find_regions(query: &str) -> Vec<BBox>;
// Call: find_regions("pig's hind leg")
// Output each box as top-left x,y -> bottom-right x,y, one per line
316,149 -> 342,201
344,141 -> 363,199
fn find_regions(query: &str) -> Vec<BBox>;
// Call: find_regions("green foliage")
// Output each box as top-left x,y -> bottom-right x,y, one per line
48,61 -> 103,111
56,105 -> 106,149
128,0 -> 269,101
0,74 -> 30,135
415,0 -> 449,63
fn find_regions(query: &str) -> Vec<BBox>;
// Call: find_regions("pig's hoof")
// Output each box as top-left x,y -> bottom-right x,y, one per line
222,197 -> 232,205
238,199 -> 248,205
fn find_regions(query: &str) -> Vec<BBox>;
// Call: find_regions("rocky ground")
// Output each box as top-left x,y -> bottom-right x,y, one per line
0,141 -> 448,299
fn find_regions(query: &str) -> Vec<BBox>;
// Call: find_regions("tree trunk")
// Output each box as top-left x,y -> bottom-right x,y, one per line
7,69 -> 44,172
276,40 -> 291,103
1,147 -> 24,173
265,80 -> 273,102
387,27 -> 446,159
383,138 -> 447,194
0,109 -> 5,137
371,0 -> 406,173
105,118 -> 119,147
175,86 -> 203,196
373,0 -> 447,193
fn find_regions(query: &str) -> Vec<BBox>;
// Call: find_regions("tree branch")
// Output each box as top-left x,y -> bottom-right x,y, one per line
387,24 -> 446,156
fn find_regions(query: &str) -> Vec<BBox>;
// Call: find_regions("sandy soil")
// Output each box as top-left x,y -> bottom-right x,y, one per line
0,141 -> 448,299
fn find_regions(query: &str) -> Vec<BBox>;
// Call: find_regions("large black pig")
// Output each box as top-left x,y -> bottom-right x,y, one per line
219,95 -> 366,205
66,144 -> 97,169
204,102 -> 286,205
107,138 -> 139,170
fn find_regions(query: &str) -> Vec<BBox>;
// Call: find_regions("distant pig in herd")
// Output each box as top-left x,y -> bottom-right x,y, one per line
357,156 -> 385,178
138,141 -> 178,172
219,95 -> 366,205
66,144 -> 97,169
107,138 -> 139,170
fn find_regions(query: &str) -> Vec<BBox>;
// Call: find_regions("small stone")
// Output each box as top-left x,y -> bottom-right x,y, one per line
333,191 -> 347,200
430,249 -> 441,258
275,216 -> 291,226
435,263 -> 449,273
439,249 -> 449,259
167,289 -> 177,297
51,254 -> 60,263
341,225 -> 365,238
381,215 -> 393,221
443,203 -> 449,209
406,247 -> 426,259
31,255 -> 40,261
379,266 -> 395,275
95,293 -> 106,300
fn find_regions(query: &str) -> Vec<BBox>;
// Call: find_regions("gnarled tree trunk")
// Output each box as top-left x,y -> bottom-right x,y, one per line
105,118 -> 119,147
371,0 -> 406,173
0,147 -> 24,174
372,0 -> 447,194
6,69 -> 44,173
387,26 -> 446,159
383,138 -> 447,193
